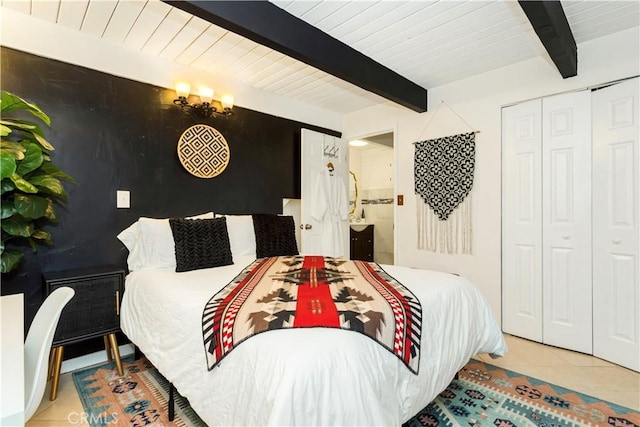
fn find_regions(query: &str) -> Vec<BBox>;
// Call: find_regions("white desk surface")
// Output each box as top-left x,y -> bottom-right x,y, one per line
0,294 -> 24,426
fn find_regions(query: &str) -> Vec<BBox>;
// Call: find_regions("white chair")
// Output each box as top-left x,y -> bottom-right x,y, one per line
24,286 -> 75,422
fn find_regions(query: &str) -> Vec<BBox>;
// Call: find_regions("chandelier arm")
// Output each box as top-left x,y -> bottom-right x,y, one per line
173,97 -> 233,118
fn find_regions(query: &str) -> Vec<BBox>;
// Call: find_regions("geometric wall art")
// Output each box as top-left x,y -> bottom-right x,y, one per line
177,124 -> 230,178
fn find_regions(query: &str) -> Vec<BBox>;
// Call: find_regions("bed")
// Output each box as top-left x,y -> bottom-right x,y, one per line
118,213 -> 506,426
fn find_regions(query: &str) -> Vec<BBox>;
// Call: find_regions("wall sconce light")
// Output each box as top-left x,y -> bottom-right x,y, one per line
173,82 -> 234,118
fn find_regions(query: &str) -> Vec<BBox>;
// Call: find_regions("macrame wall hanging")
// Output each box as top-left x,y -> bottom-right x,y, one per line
414,101 -> 478,254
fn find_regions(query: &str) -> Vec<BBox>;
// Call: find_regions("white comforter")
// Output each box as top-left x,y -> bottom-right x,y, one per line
120,256 -> 506,426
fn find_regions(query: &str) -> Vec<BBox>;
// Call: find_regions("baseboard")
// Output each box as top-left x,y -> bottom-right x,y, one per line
60,344 -> 135,374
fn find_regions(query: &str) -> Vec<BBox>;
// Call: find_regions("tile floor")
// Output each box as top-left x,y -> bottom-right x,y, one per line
25,334 -> 639,426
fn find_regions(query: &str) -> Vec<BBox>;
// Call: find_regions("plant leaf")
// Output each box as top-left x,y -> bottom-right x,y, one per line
1,200 -> 15,219
0,119 -> 45,137
9,173 -> 37,193
0,153 -> 16,179
0,179 -> 15,195
0,120 -> 49,153
32,229 -> 53,245
1,140 -> 26,152
0,119 -> 37,131
0,91 -> 50,125
0,148 -> 25,160
16,142 -> 44,176
0,124 -> 11,136
0,249 -> 23,273
14,193 -> 49,219
26,237 -> 37,252
29,175 -> 66,197
1,216 -> 34,237
43,198 -> 57,222
33,133 -> 55,151
37,162 -> 76,183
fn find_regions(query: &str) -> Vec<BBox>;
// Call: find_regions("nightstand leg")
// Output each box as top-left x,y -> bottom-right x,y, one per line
50,346 -> 64,401
106,333 -> 124,376
104,336 -> 113,361
47,348 -> 55,380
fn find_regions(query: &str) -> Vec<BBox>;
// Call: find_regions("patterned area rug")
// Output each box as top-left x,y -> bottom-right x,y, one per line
73,357 -> 639,427
72,357 -> 206,427
406,360 -> 640,427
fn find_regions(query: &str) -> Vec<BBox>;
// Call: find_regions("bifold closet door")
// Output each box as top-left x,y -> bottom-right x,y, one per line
592,78 -> 640,372
502,99 -> 543,342
502,92 -> 592,353
541,91 -> 592,354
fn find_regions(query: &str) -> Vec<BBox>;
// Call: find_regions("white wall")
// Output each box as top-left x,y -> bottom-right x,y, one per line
342,27 -> 640,322
0,7 -> 342,131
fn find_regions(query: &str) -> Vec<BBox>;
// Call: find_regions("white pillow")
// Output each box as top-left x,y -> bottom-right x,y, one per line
117,212 -> 214,270
117,222 -> 144,271
217,214 -> 256,258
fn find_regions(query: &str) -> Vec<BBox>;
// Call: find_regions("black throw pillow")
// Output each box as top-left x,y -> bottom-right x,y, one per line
169,217 -> 233,272
252,214 -> 299,258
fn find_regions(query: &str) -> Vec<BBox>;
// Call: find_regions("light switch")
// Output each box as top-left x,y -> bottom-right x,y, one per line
117,190 -> 130,209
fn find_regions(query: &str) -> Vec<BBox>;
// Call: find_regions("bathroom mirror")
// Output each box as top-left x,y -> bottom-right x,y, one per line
349,171 -> 358,216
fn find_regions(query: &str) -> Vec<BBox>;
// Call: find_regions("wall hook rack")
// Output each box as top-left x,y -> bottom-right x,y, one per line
323,140 -> 339,159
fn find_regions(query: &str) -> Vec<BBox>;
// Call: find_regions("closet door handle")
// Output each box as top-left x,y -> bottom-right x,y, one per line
562,235 -> 569,240
612,239 -> 621,245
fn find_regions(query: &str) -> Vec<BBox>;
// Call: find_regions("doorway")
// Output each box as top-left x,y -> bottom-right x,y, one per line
348,131 -> 395,265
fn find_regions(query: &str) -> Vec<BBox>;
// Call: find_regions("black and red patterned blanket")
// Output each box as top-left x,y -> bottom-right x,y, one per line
202,256 -> 422,373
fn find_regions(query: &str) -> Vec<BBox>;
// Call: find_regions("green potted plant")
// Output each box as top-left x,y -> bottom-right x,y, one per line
1,90 -> 75,273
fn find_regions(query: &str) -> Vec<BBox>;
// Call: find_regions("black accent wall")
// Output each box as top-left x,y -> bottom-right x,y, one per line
1,47 -> 340,335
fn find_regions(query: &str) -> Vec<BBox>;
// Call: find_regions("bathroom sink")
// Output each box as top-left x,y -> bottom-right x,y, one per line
349,222 -> 373,232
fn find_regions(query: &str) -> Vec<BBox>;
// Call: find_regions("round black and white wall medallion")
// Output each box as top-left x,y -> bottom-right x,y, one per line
177,124 -> 230,178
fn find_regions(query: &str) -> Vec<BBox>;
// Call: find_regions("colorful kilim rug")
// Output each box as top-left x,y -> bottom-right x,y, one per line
202,255 -> 422,373
73,357 -> 640,427
405,359 -> 640,427
72,356 -> 206,427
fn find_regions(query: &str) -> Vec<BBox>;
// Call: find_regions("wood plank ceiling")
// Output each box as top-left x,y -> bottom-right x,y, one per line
2,0 -> 639,115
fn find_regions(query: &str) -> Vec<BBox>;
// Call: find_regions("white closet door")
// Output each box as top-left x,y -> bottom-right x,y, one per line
502,99 -> 543,341
592,78 -> 640,371
541,91 -> 593,353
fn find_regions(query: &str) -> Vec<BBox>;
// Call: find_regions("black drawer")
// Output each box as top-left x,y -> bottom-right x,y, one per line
43,266 -> 125,347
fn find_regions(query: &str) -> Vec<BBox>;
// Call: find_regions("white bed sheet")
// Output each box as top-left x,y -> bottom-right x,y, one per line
120,255 -> 506,426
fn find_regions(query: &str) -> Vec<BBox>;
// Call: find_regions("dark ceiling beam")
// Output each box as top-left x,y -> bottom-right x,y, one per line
518,0 -> 577,78
163,0 -> 428,112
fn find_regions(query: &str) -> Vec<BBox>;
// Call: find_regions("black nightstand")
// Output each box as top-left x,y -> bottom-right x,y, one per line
43,266 -> 125,400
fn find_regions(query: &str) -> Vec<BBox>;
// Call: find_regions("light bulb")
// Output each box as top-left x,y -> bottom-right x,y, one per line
199,87 -> 214,104
175,82 -> 190,98
221,95 -> 234,110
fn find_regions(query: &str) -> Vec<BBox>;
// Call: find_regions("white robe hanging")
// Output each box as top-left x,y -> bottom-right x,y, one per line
311,167 -> 348,257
